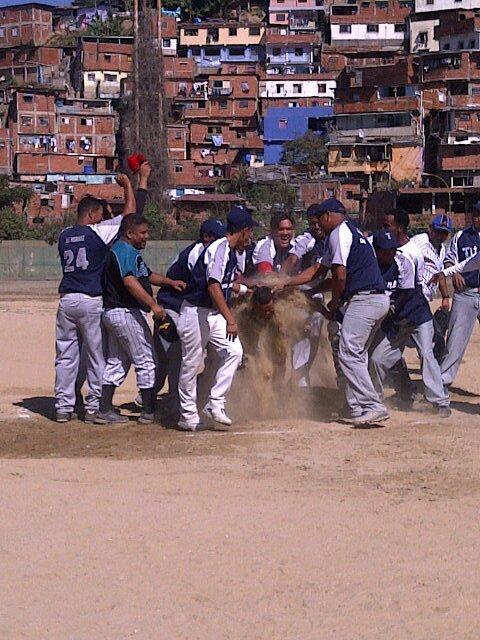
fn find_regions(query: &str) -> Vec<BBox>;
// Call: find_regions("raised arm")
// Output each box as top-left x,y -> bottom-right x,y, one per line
115,174 -> 136,216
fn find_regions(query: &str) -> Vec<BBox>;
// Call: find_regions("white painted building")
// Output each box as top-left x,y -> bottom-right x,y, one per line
330,21 -> 407,47
415,0 -> 480,12
260,78 -> 336,100
409,17 -> 439,53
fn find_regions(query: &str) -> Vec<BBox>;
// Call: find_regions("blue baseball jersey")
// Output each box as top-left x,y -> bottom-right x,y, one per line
103,239 -> 152,311
445,225 -> 480,288
325,220 -> 385,301
58,217 -> 121,296
184,237 -> 244,308
157,241 -> 204,313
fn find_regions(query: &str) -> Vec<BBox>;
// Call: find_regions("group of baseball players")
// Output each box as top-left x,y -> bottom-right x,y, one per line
54,165 -> 480,430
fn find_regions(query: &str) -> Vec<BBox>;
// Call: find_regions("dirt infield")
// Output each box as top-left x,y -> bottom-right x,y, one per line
1,281 -> 480,639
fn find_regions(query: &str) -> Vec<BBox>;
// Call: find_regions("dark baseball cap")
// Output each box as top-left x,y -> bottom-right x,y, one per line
227,206 -> 259,233
431,214 -> 452,232
316,197 -> 346,215
157,313 -> 179,343
306,203 -> 323,218
200,218 -> 226,239
372,229 -> 400,250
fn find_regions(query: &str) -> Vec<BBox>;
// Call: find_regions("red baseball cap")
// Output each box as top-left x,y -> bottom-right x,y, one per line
127,153 -> 147,174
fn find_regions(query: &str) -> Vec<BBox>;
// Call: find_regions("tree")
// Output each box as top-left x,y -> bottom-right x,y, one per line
281,131 -> 327,175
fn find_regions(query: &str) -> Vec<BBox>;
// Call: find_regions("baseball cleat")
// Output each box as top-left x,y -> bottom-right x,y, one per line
84,410 -> 98,424
177,419 -> 210,432
138,412 -> 155,425
93,410 -> 129,425
351,409 -> 390,426
202,405 -> 232,426
437,406 -> 452,418
56,411 -> 78,423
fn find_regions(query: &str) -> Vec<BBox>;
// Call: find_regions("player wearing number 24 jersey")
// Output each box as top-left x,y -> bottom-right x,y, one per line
54,178 -> 136,423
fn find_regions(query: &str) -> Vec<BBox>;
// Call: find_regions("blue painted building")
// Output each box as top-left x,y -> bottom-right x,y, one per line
263,106 -> 333,165
186,45 -> 264,68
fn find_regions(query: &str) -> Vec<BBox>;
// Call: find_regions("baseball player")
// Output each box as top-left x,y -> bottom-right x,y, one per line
252,212 -> 295,272
176,206 -> 256,431
368,230 -> 451,417
319,198 -> 390,424
153,218 -> 226,421
436,204 -> 480,388
54,176 -> 136,423
95,214 -> 186,425
281,203 -> 328,387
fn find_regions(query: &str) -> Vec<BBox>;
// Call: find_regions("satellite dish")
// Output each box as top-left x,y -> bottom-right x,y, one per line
358,129 -> 365,138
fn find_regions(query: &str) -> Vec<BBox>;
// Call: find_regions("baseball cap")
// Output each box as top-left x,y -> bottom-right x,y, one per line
127,153 -> 147,174
372,229 -> 400,250
227,206 -> 259,233
157,313 -> 179,343
200,218 -> 226,239
431,214 -> 453,232
315,197 -> 346,215
306,203 -> 323,218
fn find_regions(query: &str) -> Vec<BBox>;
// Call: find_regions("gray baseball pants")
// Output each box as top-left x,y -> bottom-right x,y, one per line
370,320 -> 450,408
339,292 -> 390,414
441,289 -> 480,386
102,308 -> 156,389
54,293 -> 104,413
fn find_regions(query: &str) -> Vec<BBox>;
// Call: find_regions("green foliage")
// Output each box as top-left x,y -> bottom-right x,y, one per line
162,0 -> 238,20
281,131 -> 327,175
0,176 -> 32,209
0,208 -> 28,240
246,183 -> 298,235
143,204 -> 169,240
85,15 -> 126,37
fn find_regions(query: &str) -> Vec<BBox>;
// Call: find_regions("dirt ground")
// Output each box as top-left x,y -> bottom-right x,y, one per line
1,281 -> 480,640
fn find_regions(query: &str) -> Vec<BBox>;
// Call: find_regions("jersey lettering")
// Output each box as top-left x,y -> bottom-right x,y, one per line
461,245 -> 478,260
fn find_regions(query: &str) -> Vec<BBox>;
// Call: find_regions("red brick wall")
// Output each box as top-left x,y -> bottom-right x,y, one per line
81,41 -> 133,73
0,6 -> 53,47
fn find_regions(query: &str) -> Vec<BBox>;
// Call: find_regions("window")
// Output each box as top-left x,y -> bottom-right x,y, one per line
459,113 -> 470,121
198,100 -> 206,108
80,118 -> 93,126
228,46 -> 245,56
458,41 -> 464,49
454,146 -> 466,156
219,100 -> 228,109
353,93 -> 360,102
239,100 -> 249,108
367,25 -> 379,32
340,25 -> 352,33
175,131 -> 182,139
341,148 -> 351,158
208,126 -> 222,134
104,73 -> 117,82
61,116 -> 70,124
443,43 -> 450,50
277,0 -> 285,2
395,24 -> 405,32
295,47 -> 304,56
470,39 -> 476,48
11,27 -> 18,37
163,38 -> 171,48
293,83 -> 302,94
273,47 -> 282,56
22,94 -> 33,103
213,80 -> 223,88
249,26 -> 260,35
103,54 -> 111,62
375,1 -> 388,7
361,1 -> 370,6
426,0 -> 434,4
279,118 -> 288,128
229,27 -> 237,36
87,73 -> 96,82
318,83 -> 327,92
276,83 -> 284,93
21,116 -> 32,126
276,13 -> 286,21
175,165 -> 183,173
0,51 -> 5,60
0,28 -> 5,38
185,29 -> 198,36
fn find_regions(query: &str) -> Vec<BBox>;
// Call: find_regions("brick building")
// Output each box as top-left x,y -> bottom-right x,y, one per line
75,36 -> 133,100
0,3 -> 54,49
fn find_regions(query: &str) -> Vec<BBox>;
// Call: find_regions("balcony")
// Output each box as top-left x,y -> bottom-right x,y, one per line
290,17 -> 317,31
210,87 -> 233,97
421,52 -> 480,83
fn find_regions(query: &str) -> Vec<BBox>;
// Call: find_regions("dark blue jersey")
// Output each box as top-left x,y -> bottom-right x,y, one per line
58,224 -> 109,297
